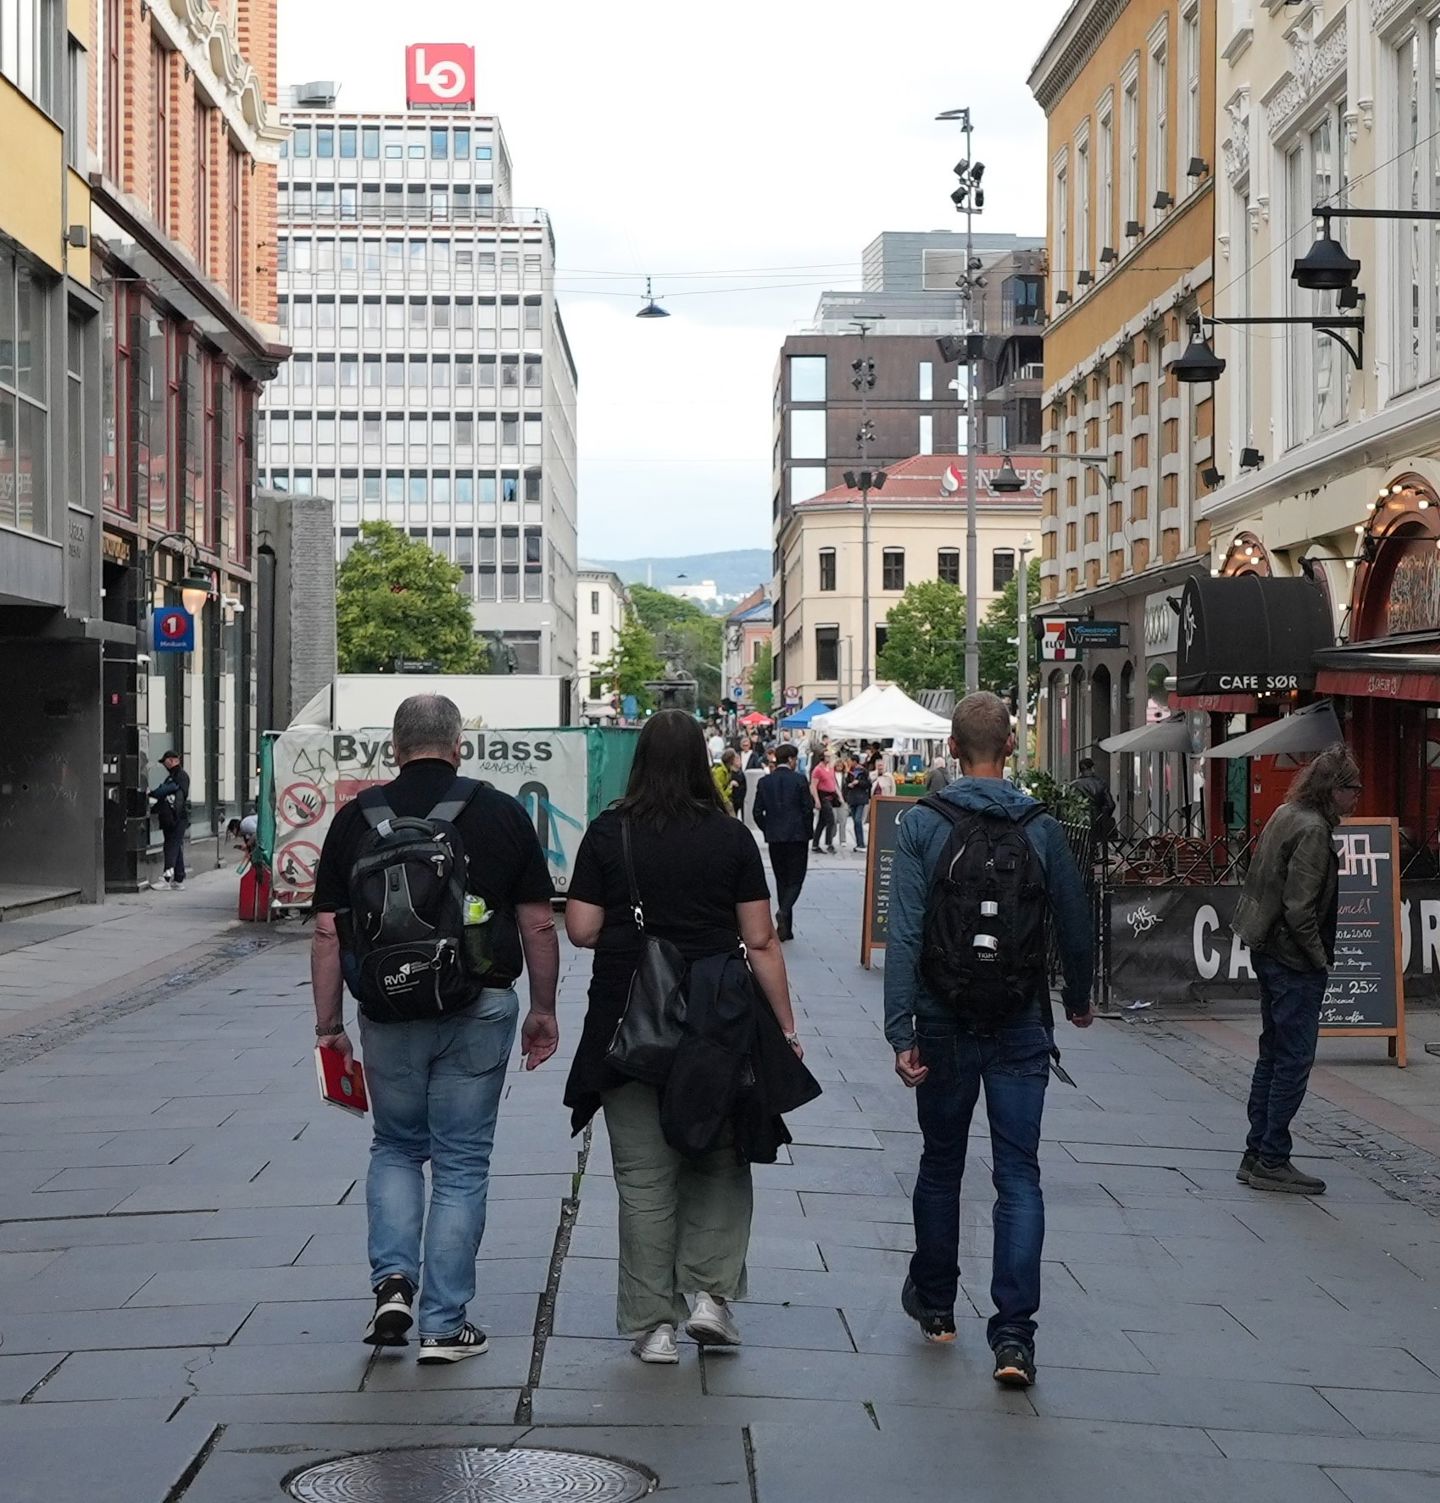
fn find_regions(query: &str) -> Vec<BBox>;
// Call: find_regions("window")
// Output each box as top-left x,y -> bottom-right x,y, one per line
316,126 -> 334,159
590,631 -> 601,655
818,547 -> 836,591
0,246 -> 47,531
993,549 -> 1016,591
1053,158 -> 1068,297
431,127 -> 449,159
789,409 -> 826,460
340,125 -> 357,159
104,0 -> 121,179
882,548 -> 905,591
151,39 -> 170,229
195,107 -> 212,267
66,37 -> 85,170
1149,32 -> 1169,206
1181,5 -> 1200,195
918,361 -> 933,400
292,125 -> 311,159
1075,129 -> 1090,280
1097,102 -> 1114,267
1122,69 -> 1139,229
227,145 -> 243,301
789,465 -> 827,503
788,355 -> 826,401
590,589 -> 600,614
815,625 -> 840,682
454,127 -> 471,158
918,414 -> 933,455
938,548 -> 960,585
362,125 -> 379,159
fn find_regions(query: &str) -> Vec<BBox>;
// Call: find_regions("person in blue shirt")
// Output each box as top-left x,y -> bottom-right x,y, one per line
883,691 -> 1093,1390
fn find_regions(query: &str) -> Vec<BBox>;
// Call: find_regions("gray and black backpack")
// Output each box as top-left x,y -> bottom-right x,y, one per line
342,777 -> 483,1021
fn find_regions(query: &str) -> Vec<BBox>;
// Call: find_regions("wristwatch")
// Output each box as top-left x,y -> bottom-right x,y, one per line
315,1021 -> 345,1036
783,1031 -> 801,1048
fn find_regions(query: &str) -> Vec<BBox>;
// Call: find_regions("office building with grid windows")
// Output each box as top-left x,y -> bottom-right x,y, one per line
259,84 -> 578,679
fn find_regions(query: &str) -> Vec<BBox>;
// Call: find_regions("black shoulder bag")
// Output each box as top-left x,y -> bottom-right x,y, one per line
605,819 -> 688,1084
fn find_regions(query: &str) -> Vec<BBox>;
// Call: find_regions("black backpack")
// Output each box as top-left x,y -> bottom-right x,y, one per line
918,797 -> 1048,1033
343,777 -> 483,1021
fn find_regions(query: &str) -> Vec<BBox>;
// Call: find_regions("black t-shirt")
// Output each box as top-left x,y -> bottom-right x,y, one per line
562,806 -> 770,1129
312,759 -> 554,985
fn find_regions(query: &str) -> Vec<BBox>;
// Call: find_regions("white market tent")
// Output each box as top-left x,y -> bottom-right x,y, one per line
811,683 -> 952,740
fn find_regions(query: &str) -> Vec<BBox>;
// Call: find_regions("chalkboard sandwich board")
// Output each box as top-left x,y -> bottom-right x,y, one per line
861,796 -> 910,968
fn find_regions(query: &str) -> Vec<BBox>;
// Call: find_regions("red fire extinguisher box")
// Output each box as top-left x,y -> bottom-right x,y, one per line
238,864 -> 272,922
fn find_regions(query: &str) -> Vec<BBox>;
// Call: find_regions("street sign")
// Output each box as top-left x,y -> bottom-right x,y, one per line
153,607 -> 194,654
784,688 -> 801,707
1066,620 -> 1126,649
730,681 -> 747,703
1037,619 -> 1076,662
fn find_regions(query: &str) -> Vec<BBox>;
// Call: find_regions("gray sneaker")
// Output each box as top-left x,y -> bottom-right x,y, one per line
1248,1159 -> 1326,1195
1236,1151 -> 1258,1184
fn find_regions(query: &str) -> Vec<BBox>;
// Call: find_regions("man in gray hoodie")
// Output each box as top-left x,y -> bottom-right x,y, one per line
884,692 -> 1093,1389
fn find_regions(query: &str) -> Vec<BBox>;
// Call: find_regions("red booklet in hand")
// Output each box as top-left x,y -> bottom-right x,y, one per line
314,1043 -> 368,1116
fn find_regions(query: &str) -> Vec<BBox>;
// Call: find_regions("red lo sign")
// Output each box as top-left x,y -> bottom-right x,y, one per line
405,44 -> 476,108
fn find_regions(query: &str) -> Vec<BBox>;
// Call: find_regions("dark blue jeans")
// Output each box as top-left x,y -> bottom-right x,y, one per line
909,1021 -> 1049,1349
1246,953 -> 1327,1165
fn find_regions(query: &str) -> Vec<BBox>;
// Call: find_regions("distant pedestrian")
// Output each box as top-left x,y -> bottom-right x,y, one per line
562,710 -> 805,1364
924,756 -> 951,796
843,756 -> 873,852
753,744 -> 814,941
810,750 -> 839,853
721,748 -> 746,819
149,750 -> 190,890
309,694 -> 560,1363
1233,744 -> 1361,1197
706,727 -> 725,762
885,692 -> 1093,1389
746,741 -> 768,771
1069,758 -> 1117,846
227,814 -> 258,857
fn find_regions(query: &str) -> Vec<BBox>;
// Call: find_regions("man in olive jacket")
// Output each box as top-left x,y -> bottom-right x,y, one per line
1233,744 -> 1361,1195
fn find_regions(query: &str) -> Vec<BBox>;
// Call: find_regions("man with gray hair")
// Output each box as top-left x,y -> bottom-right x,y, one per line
310,694 -> 560,1362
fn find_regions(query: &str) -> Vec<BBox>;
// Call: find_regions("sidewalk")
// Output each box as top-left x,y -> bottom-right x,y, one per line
2,864 -> 1440,1500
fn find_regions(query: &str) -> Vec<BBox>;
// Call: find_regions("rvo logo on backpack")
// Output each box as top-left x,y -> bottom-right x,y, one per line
381,959 -> 432,994
918,798 -> 1048,1033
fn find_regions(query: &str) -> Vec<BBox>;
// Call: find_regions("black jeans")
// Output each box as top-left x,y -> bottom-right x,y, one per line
161,821 -> 186,882
767,842 -> 809,935
812,799 -> 836,851
1246,953 -> 1326,1165
910,1021 -> 1050,1349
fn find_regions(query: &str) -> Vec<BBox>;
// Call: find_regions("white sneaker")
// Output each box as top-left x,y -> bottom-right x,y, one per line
686,1293 -> 741,1346
150,871 -> 173,891
631,1322 -> 679,1364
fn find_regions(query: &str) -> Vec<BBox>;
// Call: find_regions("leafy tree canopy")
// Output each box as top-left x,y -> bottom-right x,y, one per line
979,558 -> 1043,701
748,640 -> 775,715
336,521 -> 484,674
876,579 -> 967,698
627,583 -> 725,708
597,612 -> 665,712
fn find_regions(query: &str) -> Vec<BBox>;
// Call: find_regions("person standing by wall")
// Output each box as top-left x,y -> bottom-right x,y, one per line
1232,744 -> 1361,1196
753,744 -> 814,941
149,751 -> 191,890
1068,758 -> 1117,847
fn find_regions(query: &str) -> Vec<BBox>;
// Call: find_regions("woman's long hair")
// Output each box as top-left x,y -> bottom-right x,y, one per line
617,710 -> 730,828
1285,743 -> 1360,816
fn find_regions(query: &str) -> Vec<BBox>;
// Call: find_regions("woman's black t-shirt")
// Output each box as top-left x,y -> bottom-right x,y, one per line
562,806 -> 770,1129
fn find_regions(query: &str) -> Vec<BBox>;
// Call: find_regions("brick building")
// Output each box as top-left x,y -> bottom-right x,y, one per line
89,0 -> 285,888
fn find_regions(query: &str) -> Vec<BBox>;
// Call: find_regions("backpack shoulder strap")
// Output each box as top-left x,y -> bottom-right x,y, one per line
428,775 -> 483,826
917,795 -> 967,826
357,785 -> 398,830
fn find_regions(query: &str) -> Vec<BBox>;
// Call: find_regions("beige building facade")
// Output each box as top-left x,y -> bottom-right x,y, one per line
576,566 -> 628,714
775,454 -> 1042,707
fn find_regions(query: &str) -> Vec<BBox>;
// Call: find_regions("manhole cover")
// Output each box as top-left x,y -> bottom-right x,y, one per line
285,1447 -> 655,1502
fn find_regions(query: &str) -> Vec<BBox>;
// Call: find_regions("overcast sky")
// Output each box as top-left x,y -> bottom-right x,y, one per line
278,0 -> 1069,558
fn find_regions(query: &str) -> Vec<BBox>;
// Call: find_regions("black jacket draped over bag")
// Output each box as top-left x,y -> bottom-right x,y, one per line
659,950 -> 821,1164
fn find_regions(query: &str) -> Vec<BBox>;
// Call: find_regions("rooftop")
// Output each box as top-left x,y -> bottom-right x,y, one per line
795,453 -> 1045,509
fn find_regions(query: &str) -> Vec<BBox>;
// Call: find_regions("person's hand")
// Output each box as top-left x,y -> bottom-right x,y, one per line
1067,1009 -> 1095,1029
520,1009 -> 559,1070
895,1047 -> 928,1088
320,1028 -> 356,1074
784,1033 -> 805,1062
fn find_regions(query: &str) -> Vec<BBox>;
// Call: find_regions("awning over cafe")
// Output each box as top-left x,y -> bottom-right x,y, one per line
1202,699 -> 1343,759
1175,575 -> 1334,698
1099,712 -> 1194,755
1313,638 -> 1440,704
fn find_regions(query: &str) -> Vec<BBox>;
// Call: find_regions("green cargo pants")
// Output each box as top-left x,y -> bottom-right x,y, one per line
600,1080 -> 752,1334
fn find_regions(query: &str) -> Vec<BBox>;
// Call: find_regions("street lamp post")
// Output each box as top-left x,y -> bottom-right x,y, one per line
1016,533 -> 1034,776
848,318 -> 884,690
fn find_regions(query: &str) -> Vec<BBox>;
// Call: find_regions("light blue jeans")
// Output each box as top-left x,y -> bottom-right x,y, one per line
359,988 -> 518,1338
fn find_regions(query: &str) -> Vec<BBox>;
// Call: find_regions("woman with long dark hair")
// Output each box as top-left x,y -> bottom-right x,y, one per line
563,710 -> 801,1363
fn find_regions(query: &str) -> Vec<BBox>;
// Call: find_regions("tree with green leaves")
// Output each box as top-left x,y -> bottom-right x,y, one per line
876,578 -> 967,697
336,521 -> 485,674
627,582 -> 725,709
748,640 -> 774,715
978,558 -> 1043,702
596,612 -> 665,712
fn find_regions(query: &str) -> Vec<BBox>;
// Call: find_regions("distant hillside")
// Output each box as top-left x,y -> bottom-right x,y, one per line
582,549 -> 772,601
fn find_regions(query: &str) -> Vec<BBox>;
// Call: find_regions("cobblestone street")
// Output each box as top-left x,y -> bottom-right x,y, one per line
2,866 -> 1439,1501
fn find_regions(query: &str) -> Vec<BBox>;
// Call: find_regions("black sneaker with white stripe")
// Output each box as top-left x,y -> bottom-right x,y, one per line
364,1274 -> 415,1346
417,1322 -> 489,1364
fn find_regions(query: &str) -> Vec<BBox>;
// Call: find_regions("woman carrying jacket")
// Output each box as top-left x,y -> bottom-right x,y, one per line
564,711 -> 802,1364
1232,744 -> 1362,1196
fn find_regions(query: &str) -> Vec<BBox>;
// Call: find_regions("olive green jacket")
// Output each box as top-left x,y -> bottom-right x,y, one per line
1233,802 -> 1339,974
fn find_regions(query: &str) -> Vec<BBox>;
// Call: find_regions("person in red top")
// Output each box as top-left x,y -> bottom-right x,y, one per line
810,749 -> 839,854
